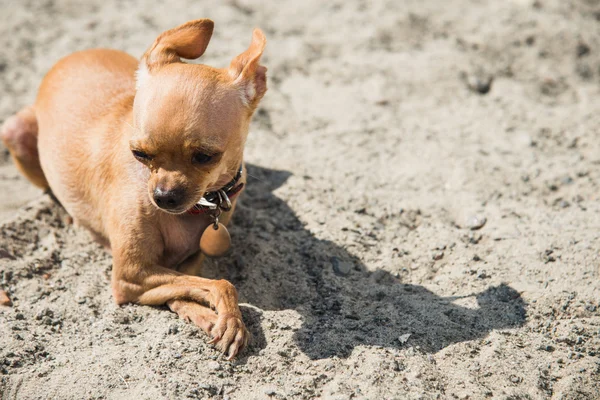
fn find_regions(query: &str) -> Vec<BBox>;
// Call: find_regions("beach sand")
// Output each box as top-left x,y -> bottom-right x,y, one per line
1,0 -> 599,398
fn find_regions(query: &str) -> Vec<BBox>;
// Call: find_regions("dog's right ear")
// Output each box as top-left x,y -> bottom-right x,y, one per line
228,29 -> 267,108
137,19 -> 214,89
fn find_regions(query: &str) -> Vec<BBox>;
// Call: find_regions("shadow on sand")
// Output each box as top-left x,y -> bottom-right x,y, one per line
204,164 -> 527,360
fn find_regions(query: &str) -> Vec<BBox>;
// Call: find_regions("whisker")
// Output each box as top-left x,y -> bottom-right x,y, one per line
245,171 -> 264,182
124,121 -> 136,131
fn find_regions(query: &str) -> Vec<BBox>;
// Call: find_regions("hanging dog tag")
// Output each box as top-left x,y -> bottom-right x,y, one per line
200,222 -> 231,257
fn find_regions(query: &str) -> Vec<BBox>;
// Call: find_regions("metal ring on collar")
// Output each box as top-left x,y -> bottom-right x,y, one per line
217,190 -> 232,211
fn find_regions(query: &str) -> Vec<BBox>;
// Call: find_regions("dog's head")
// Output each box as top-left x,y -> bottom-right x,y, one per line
130,19 -> 266,214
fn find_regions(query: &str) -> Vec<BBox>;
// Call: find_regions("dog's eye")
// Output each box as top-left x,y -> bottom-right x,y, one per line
132,149 -> 152,161
192,152 -> 213,165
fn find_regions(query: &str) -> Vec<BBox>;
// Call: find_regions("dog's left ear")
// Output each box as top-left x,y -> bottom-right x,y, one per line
229,29 -> 267,108
137,19 -> 214,89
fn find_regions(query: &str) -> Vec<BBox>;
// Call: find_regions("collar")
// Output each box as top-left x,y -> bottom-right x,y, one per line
187,165 -> 244,215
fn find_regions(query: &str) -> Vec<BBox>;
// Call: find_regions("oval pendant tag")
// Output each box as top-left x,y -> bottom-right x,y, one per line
200,223 -> 231,257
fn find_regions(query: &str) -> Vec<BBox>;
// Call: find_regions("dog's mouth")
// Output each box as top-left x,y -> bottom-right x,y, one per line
149,195 -> 199,215
159,207 -> 189,215
151,202 -> 189,215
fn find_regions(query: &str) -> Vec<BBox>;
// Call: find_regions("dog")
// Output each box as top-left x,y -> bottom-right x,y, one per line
1,19 -> 267,359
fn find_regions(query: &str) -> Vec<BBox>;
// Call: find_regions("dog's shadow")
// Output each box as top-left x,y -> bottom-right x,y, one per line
204,164 -> 526,360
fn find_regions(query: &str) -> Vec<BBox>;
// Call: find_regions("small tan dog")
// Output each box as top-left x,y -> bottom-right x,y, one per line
1,19 -> 267,359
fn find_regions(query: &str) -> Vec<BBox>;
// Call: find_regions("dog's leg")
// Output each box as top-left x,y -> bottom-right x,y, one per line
1,106 -> 48,189
112,248 -> 248,358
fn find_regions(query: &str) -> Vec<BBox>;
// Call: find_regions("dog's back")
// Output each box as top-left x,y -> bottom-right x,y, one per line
35,49 -> 138,234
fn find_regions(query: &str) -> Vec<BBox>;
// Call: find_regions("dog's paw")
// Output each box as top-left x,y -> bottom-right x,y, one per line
208,313 -> 249,360
167,299 -> 218,334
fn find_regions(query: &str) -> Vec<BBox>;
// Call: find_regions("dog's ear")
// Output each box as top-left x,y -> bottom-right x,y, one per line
137,19 -> 214,88
228,29 -> 267,108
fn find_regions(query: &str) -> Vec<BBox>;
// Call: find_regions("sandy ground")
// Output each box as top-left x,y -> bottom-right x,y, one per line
1,0 -> 600,399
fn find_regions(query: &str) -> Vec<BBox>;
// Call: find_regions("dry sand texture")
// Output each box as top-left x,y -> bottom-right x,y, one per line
1,0 -> 599,399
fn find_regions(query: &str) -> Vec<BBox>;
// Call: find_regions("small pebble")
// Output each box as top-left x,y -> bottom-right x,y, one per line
393,360 -> 405,371
561,176 -> 574,185
432,251 -> 444,261
525,35 -> 535,46
257,231 -> 271,240
510,375 -> 522,384
540,345 -> 555,352
207,361 -> 221,371
0,250 -> 16,260
0,290 -> 12,306
469,233 -> 482,244
585,304 -> 597,312
398,333 -> 411,345
331,256 -> 352,276
477,271 -> 490,279
235,255 -> 245,269
277,350 -> 290,358
35,308 -> 54,320
542,249 -> 556,264
577,42 -> 591,58
465,74 -> 494,94
467,215 -> 487,230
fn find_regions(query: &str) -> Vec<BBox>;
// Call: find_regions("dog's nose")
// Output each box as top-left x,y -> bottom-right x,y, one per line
153,187 -> 185,210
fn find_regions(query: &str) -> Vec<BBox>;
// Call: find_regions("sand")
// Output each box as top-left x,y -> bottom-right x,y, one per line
1,0 -> 599,398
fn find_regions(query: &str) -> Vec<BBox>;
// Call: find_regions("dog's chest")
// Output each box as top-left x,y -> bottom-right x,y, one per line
159,215 -> 211,268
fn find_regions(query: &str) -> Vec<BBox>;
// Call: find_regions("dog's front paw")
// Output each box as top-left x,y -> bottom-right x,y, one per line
208,312 -> 249,359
